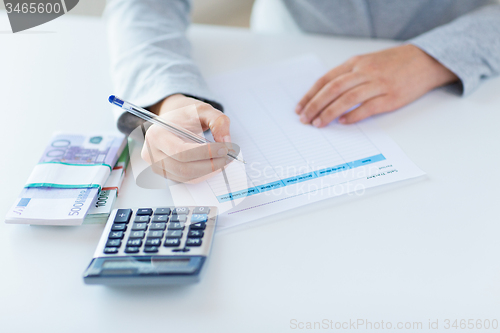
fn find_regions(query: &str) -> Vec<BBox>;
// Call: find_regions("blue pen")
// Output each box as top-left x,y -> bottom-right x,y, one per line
108,95 -> 245,163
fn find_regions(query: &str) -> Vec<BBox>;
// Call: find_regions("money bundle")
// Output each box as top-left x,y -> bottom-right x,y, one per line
5,133 -> 127,226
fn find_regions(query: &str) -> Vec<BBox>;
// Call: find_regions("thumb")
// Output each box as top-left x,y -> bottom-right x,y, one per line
204,110 -> 231,143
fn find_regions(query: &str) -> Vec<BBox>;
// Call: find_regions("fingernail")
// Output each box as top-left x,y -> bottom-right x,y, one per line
300,115 -> 308,123
339,117 -> 346,124
312,118 -> 321,128
218,148 -> 228,157
295,105 -> 303,114
223,135 -> 231,142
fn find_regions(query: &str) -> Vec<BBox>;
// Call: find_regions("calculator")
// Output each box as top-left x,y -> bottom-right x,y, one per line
83,206 -> 217,285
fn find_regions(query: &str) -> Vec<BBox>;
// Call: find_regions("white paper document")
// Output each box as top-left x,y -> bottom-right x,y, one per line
186,55 -> 424,229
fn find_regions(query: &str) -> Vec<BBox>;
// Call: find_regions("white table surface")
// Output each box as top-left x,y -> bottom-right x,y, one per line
1,13 -> 500,333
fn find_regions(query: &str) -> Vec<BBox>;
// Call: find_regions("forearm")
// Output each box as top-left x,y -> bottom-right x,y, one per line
409,3 -> 500,95
105,0 -> 222,133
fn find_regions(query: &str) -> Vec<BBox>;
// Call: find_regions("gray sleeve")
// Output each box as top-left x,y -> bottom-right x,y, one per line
104,0 -> 222,132
409,3 -> 500,96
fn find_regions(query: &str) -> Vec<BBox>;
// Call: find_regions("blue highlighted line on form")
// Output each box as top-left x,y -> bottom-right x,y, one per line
215,154 -> 386,202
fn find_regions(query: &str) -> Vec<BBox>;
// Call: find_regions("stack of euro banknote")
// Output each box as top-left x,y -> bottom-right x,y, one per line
5,133 -> 129,225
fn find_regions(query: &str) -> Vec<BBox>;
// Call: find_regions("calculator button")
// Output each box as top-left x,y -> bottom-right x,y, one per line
104,247 -> 119,254
143,246 -> 159,253
114,209 -> 132,223
186,238 -> 202,247
171,214 -> 187,223
164,238 -> 181,247
136,208 -> 153,216
173,207 -> 189,215
111,223 -> 127,231
188,230 -> 204,238
106,239 -> 122,247
108,231 -> 124,239
190,214 -> 208,223
127,239 -> 142,247
131,222 -> 148,231
154,208 -> 171,215
150,222 -> 166,230
172,248 -> 190,252
129,231 -> 145,239
165,230 -> 183,238
147,230 -> 164,238
145,238 -> 162,246
125,247 -> 140,253
193,207 -> 210,214
134,215 -> 150,223
152,215 -> 168,223
168,222 -> 184,230
189,222 -> 206,230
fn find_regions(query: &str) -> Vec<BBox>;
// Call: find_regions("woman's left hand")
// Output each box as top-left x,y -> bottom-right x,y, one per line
295,44 -> 458,127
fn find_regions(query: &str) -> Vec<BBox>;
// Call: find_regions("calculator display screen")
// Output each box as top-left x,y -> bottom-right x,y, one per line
103,258 -> 191,269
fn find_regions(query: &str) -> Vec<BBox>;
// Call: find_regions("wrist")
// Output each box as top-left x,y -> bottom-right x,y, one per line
150,94 -> 188,115
406,44 -> 458,88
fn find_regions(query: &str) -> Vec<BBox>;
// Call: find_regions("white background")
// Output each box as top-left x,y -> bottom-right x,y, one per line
1,11 -> 500,333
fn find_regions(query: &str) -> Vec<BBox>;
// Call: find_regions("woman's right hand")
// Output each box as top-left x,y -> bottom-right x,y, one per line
142,94 -> 235,183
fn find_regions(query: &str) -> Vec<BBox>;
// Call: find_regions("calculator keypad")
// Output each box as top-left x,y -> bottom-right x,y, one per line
102,207 -> 215,256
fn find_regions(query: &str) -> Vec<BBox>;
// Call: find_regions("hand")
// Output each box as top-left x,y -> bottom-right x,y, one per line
142,94 -> 234,183
295,44 -> 458,127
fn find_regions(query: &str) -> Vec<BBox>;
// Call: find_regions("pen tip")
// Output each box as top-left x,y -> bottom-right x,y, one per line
108,95 -> 115,103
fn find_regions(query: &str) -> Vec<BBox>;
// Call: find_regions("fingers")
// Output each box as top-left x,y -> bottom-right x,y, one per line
159,154 -> 230,182
296,62 -> 353,114
142,135 -> 232,183
208,112 -> 231,143
150,164 -> 224,184
196,106 -> 232,143
151,153 -> 230,183
310,83 -> 384,128
338,96 -> 389,124
156,96 -> 232,144
150,166 -> 224,184
146,124 -> 231,162
298,72 -> 368,124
